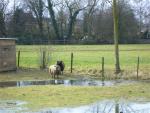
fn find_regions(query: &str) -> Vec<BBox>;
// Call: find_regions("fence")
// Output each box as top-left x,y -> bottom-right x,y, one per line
16,38 -> 150,45
16,39 -> 114,45
16,48 -> 150,80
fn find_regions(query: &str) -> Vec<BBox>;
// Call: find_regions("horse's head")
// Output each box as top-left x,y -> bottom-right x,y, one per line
57,61 -> 62,65
56,61 -> 64,71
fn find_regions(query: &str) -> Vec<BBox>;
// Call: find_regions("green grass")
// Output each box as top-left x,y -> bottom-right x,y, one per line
16,44 -> 150,70
0,44 -> 149,112
0,82 -> 150,111
0,44 -> 147,81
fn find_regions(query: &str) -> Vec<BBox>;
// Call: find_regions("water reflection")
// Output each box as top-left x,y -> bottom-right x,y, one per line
0,79 -> 117,88
0,100 -> 150,113
0,101 -> 27,113
37,100 -> 150,113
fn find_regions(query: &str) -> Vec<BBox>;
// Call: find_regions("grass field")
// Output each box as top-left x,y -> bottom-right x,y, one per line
0,44 -> 149,112
16,44 -> 150,71
0,44 -> 149,81
0,82 -> 150,111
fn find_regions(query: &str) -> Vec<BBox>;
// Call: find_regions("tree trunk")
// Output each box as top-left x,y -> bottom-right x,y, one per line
46,22 -> 51,40
67,17 -> 74,39
113,0 -> 121,73
67,10 -> 80,39
87,15 -> 92,37
38,0 -> 44,38
38,20 -> 44,38
47,0 -> 60,40
0,12 -> 7,37
60,21 -> 64,39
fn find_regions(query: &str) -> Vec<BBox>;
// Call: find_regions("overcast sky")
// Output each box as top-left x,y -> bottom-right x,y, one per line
7,0 -> 150,22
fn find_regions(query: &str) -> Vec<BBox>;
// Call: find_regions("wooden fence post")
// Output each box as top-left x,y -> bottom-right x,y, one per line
71,53 -> 74,73
102,57 -> 105,81
137,56 -> 140,80
17,51 -> 20,68
42,51 -> 46,69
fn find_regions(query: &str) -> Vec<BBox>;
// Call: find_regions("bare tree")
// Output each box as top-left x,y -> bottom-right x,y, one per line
86,0 -> 99,37
113,0 -> 121,73
132,0 -> 150,36
132,0 -> 145,35
86,0 -> 109,38
65,0 -> 89,39
0,0 -> 9,37
46,0 -> 97,40
57,3 -> 68,39
24,0 -> 44,38
47,0 -> 60,40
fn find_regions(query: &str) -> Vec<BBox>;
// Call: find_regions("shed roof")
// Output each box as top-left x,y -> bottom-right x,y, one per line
0,38 -> 17,40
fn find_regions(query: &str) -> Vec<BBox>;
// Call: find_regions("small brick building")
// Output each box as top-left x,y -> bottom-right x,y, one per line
0,38 -> 17,72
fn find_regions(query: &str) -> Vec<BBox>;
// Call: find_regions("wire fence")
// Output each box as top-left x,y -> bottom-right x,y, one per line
16,48 -> 150,79
16,39 -> 150,45
16,39 -> 114,45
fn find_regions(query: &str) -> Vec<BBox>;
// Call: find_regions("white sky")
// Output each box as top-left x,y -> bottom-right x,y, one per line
7,0 -> 150,22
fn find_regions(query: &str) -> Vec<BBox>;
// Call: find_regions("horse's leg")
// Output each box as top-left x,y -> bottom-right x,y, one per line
49,69 -> 53,78
49,69 -> 51,76
49,68 -> 50,74
54,74 -> 56,79
52,72 -> 54,78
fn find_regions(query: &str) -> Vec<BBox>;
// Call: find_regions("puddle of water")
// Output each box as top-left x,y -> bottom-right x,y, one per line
0,100 -> 27,113
0,79 -> 134,88
36,100 -> 150,113
0,100 -> 150,113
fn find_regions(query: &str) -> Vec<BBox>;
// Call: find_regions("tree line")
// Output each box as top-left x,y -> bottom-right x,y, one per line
0,0 -> 150,44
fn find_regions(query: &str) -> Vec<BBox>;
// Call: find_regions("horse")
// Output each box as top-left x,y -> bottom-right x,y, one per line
49,65 -> 61,79
56,61 -> 65,75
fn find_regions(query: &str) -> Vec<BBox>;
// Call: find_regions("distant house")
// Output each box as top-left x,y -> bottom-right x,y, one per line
141,27 -> 150,39
0,38 -> 16,72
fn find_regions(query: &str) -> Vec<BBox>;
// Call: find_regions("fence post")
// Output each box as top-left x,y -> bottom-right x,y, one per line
102,57 -> 105,81
71,53 -> 74,73
137,56 -> 140,80
42,51 -> 46,69
17,51 -> 20,68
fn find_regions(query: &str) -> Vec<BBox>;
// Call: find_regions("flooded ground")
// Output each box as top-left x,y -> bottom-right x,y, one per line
0,79 -> 149,113
36,100 -> 150,113
0,100 -> 150,113
0,101 -> 27,113
0,79 -> 136,88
